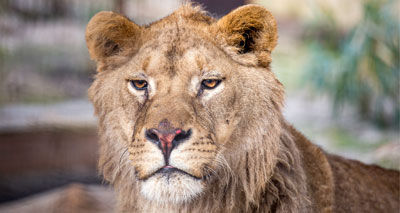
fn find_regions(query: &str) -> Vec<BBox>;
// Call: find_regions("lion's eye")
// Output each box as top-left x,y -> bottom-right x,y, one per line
130,80 -> 148,90
201,79 -> 221,89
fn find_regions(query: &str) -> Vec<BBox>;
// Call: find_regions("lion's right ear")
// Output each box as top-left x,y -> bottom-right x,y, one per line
85,11 -> 142,68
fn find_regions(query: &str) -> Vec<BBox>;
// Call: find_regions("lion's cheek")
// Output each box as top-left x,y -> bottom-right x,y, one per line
214,119 -> 239,146
129,145 -> 164,179
169,142 -> 218,178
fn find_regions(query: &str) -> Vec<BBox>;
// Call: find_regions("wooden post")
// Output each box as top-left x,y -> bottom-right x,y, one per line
193,0 -> 247,16
114,0 -> 125,15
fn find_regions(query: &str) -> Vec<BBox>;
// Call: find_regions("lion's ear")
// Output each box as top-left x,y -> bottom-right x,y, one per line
215,5 -> 277,66
85,11 -> 142,67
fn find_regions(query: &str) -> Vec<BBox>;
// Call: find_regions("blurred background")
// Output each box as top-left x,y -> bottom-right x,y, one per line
0,0 -> 398,211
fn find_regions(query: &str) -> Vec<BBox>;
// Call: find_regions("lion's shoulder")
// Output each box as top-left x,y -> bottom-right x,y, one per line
327,154 -> 400,212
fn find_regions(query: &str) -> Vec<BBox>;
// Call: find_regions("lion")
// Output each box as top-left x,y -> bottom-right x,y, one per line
85,3 -> 399,212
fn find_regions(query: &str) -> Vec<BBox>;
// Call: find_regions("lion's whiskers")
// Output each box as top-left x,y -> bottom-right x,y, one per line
214,151 -> 237,186
118,147 -> 129,171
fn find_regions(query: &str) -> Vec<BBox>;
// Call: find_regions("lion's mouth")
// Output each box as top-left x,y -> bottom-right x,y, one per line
140,166 -> 202,181
155,166 -> 201,180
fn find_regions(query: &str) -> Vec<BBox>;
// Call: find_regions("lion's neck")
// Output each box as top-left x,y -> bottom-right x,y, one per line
258,122 -> 310,212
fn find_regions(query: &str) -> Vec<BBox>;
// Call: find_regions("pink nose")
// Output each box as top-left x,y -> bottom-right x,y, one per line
145,128 -> 191,161
153,129 -> 181,157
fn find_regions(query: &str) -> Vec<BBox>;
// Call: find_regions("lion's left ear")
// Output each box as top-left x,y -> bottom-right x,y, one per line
215,5 -> 277,67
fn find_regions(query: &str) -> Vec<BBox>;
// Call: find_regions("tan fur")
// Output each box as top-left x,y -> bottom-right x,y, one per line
85,3 -> 400,212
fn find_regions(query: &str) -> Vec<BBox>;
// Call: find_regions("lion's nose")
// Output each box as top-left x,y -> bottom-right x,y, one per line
145,128 -> 192,161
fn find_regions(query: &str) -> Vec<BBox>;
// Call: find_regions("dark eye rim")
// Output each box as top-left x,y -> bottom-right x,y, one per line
201,79 -> 222,90
130,80 -> 148,90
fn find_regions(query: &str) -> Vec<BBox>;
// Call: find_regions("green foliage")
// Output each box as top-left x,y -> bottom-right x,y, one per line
303,0 -> 400,129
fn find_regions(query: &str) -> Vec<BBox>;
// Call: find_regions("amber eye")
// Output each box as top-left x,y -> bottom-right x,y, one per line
130,80 -> 148,90
201,79 -> 221,89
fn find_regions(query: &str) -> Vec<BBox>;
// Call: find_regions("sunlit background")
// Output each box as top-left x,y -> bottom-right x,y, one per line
0,0 -> 398,211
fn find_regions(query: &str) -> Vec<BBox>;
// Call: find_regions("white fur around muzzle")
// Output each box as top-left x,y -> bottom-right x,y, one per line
140,173 -> 204,204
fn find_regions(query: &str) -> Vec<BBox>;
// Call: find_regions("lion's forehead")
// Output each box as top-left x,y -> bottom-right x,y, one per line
124,46 -> 228,85
122,23 -> 229,77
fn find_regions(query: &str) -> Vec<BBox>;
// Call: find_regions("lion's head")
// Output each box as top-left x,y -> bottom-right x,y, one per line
86,3 -> 298,212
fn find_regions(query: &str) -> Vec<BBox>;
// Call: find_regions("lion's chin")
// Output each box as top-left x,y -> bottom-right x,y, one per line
140,172 -> 204,204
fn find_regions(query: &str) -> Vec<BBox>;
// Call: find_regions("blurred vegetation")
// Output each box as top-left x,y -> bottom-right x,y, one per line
303,0 -> 399,129
0,0 -> 113,105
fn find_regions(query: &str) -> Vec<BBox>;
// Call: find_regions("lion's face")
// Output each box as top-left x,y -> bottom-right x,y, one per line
98,36 -> 247,203
126,40 -> 241,203
86,4 -> 283,206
